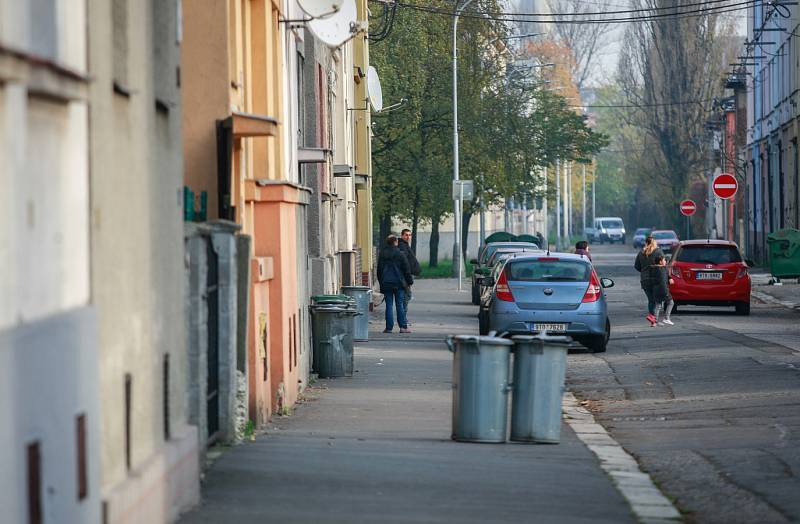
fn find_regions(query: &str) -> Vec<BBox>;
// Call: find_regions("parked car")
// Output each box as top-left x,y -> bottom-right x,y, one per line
632,228 -> 651,249
584,227 -> 600,244
651,230 -> 680,254
477,252 -> 614,352
469,241 -> 540,305
592,217 -> 626,244
668,240 -> 753,315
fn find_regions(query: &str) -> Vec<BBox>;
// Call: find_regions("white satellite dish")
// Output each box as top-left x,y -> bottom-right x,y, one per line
367,66 -> 383,112
297,0 -> 343,19
308,0 -> 356,48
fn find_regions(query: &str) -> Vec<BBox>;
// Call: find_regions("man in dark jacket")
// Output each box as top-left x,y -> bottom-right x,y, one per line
377,235 -> 413,333
398,229 -> 421,319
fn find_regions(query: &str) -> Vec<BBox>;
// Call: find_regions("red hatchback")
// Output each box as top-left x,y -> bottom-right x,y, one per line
668,240 -> 752,315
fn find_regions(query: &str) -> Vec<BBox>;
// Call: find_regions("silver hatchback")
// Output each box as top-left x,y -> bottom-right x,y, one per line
478,253 -> 614,352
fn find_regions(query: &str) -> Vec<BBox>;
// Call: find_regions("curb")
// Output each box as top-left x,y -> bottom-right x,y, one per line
752,290 -> 800,311
563,392 -> 682,523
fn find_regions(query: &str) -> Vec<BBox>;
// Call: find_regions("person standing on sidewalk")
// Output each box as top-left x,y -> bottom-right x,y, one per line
398,229 -> 421,321
377,235 -> 413,333
634,236 -> 663,325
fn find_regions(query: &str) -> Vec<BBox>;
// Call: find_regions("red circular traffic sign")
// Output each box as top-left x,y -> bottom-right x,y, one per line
680,199 -> 697,216
713,173 -> 738,200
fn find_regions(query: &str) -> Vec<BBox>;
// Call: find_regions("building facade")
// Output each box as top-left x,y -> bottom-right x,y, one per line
0,2 -> 101,522
182,0 -> 374,432
87,0 -> 200,522
743,0 -> 800,263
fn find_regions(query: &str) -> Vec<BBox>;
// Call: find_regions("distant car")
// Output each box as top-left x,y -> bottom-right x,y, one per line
651,230 -> 679,254
632,228 -> 651,249
668,240 -> 752,315
477,252 -> 614,352
592,217 -> 626,244
469,242 -> 540,305
584,227 -> 600,243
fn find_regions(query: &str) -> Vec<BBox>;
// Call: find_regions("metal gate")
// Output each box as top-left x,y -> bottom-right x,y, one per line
206,241 -> 220,443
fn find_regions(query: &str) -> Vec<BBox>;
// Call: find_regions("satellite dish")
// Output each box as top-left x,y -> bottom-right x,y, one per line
297,0 -> 343,19
367,66 -> 383,112
308,0 -> 356,48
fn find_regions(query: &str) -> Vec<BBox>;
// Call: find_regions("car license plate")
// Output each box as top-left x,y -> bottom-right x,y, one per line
696,272 -> 722,280
533,323 -> 567,333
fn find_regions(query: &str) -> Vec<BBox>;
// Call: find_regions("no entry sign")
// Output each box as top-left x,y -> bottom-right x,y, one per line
713,173 -> 738,200
680,199 -> 697,216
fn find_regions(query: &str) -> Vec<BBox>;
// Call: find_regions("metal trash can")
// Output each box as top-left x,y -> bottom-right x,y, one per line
341,286 -> 372,341
446,335 -> 514,443
310,305 -> 359,378
510,334 -> 571,444
766,228 -> 800,280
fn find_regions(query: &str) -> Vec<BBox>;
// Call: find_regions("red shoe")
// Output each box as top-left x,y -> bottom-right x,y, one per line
646,314 -> 656,326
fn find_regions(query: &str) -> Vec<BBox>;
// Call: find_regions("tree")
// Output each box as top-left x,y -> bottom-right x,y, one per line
546,0 -> 616,89
616,2 -> 739,228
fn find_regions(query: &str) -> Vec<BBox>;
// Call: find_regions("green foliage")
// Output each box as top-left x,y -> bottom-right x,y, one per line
370,1 -> 607,246
418,260 -> 474,279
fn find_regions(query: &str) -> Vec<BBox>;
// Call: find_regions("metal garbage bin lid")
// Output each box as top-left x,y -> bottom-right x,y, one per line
446,335 -> 513,352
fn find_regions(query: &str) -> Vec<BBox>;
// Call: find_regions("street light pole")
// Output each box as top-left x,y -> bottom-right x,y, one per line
582,163 -> 586,236
452,0 -> 475,290
556,159 -> 562,249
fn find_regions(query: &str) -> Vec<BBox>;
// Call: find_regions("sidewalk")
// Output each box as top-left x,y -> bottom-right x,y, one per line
751,272 -> 800,310
179,279 -> 637,524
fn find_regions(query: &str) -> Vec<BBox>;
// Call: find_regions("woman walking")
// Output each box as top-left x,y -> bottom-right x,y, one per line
377,235 -> 413,333
634,236 -> 664,325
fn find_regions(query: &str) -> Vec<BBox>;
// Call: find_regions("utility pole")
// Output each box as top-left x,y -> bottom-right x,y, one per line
543,166 -> 548,248
592,163 -> 597,227
562,162 -> 569,243
452,0 -> 475,289
582,163 -> 586,236
556,159 -> 562,249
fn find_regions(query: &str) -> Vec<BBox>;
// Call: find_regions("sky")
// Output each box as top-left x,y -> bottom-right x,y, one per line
506,0 -> 749,87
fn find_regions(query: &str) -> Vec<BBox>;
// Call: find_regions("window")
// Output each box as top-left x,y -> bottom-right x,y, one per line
652,231 -> 677,240
507,260 -> 591,282
163,355 -> 171,441
76,415 -> 88,500
124,373 -> 132,470
30,0 -> 57,59
27,441 -> 42,524
113,0 -> 129,92
297,52 -> 305,146
675,245 -> 742,264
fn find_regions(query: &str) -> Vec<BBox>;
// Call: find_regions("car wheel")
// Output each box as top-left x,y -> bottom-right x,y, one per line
471,283 -> 480,305
587,319 -> 610,353
735,302 -> 751,316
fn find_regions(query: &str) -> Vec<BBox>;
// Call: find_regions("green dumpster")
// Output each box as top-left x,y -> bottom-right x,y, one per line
766,228 -> 800,279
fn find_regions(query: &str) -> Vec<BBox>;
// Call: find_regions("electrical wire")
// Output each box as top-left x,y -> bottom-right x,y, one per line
373,0 -> 749,18
386,0 -> 757,25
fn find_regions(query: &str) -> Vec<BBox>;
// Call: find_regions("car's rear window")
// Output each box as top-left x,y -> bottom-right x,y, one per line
635,228 -> 650,235
675,245 -> 742,264
506,259 -> 591,282
653,231 -> 677,240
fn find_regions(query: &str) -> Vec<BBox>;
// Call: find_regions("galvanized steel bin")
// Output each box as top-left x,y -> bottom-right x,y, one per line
311,305 -> 358,378
510,334 -> 571,443
341,286 -> 372,341
446,335 -> 514,443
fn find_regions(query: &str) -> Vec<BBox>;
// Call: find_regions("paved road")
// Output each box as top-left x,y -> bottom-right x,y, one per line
179,279 -> 637,524
572,243 -> 800,523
